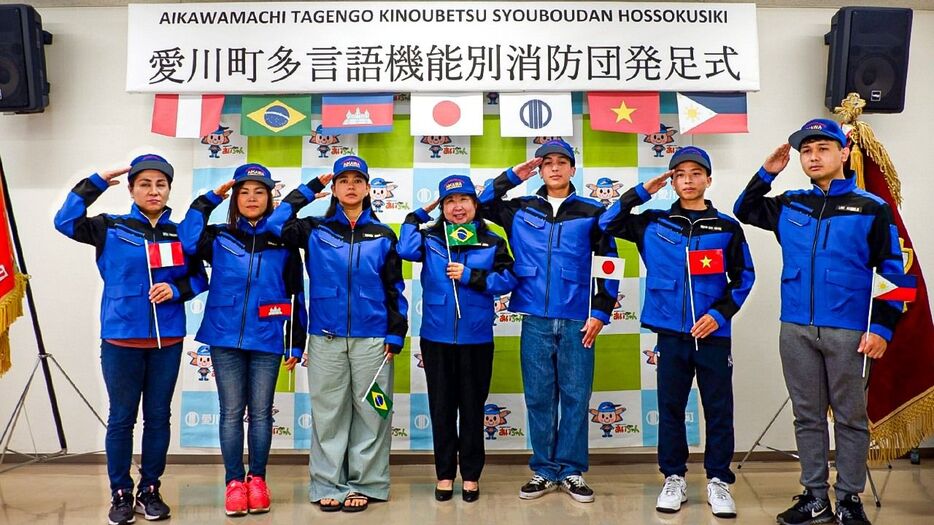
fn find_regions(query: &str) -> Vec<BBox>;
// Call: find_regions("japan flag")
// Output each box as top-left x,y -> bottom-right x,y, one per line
410,93 -> 484,136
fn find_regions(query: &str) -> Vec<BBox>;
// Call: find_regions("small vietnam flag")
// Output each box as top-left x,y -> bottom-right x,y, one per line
688,249 -> 725,275
591,255 -> 626,281
147,241 -> 185,268
259,302 -> 293,319
872,272 -> 917,302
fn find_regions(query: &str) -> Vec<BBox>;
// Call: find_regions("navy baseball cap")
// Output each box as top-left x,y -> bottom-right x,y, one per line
333,155 -> 369,181
669,146 -> 712,175
128,153 -> 174,182
438,175 -> 477,201
232,163 -> 276,189
788,118 -> 848,150
534,139 -> 576,166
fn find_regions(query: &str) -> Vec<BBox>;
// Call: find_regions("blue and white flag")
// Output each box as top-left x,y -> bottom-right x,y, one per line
499,92 -> 573,137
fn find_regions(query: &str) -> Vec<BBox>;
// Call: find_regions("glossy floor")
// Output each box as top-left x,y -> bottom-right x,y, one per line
0,461 -> 931,524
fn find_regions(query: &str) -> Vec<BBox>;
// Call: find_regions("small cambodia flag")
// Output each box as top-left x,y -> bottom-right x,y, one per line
688,249 -> 725,275
872,273 -> 917,302
259,302 -> 292,318
147,241 -> 184,268
676,92 -> 748,135
587,92 -> 660,134
151,94 -> 225,138
591,255 -> 626,281
321,93 -> 394,134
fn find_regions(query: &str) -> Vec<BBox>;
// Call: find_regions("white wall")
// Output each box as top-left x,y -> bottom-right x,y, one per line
0,7 -> 931,456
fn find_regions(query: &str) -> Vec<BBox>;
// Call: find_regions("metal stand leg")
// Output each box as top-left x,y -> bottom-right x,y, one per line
738,396 -> 797,469
866,468 -> 881,508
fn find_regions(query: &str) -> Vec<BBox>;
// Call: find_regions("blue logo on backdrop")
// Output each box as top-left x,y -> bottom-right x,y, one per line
520,99 -> 552,129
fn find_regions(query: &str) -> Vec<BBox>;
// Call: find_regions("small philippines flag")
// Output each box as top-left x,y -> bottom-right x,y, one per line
147,241 -> 184,269
676,92 -> 748,135
872,272 -> 917,302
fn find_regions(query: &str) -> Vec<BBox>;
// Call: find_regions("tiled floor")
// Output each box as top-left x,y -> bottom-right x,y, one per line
0,460 -> 931,524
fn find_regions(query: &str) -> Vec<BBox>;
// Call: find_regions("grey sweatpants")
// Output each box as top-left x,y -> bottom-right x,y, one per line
779,322 -> 869,500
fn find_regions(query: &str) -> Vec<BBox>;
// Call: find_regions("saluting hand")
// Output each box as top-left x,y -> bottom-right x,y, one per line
100,167 -> 130,186
315,173 -> 333,199
446,262 -> 465,281
213,179 -> 236,199
513,158 -> 543,181
149,283 -> 174,304
422,198 -> 440,214
644,170 -> 674,195
763,144 -> 791,175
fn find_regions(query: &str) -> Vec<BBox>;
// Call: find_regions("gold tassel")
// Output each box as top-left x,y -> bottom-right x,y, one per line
0,271 -> 28,376
850,143 -> 865,189
835,94 -> 902,206
868,386 -> 934,464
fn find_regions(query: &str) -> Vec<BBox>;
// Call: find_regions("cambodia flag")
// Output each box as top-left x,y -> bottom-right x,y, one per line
321,93 -> 394,134
259,302 -> 292,318
676,92 -> 748,134
688,249 -> 725,275
587,92 -> 660,134
872,273 -> 918,302
147,241 -> 184,268
151,94 -> 224,138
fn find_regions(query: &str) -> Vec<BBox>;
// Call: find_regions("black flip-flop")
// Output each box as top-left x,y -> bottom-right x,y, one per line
318,498 -> 343,512
341,493 -> 369,513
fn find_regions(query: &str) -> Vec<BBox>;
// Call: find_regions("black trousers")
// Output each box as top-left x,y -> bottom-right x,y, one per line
420,338 -> 494,481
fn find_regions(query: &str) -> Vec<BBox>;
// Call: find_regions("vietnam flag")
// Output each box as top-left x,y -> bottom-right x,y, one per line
147,241 -> 184,268
151,94 -> 225,138
688,249 -> 724,275
587,92 -> 660,134
677,92 -> 748,134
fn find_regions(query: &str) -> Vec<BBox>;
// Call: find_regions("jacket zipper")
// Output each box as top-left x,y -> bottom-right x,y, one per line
237,232 -> 258,349
809,194 -> 829,325
346,227 -> 355,336
543,222 -> 556,316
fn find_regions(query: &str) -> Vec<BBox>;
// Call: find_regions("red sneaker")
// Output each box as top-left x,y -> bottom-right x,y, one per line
246,474 -> 271,514
225,479 -> 248,517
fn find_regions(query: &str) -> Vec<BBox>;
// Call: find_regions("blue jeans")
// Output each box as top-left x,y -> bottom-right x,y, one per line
100,340 -> 183,494
520,315 -> 594,481
210,347 -> 283,484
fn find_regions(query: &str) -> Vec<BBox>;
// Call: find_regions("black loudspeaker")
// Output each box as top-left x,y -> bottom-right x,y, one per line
824,7 -> 912,114
0,4 -> 52,114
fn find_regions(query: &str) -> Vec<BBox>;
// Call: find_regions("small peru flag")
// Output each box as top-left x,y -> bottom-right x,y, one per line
151,94 -> 225,138
688,249 -> 725,275
587,91 -> 661,134
147,241 -> 184,268
872,272 -> 918,302
591,255 -> 626,281
259,302 -> 293,319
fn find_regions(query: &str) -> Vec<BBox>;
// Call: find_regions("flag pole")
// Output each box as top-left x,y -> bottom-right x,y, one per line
143,239 -> 163,349
587,252 -> 595,335
444,221 -> 462,319
685,247 -> 699,351
361,354 -> 390,403
862,274 -> 876,378
288,294 -> 295,392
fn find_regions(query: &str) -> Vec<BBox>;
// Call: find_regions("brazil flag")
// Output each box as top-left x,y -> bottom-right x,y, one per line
446,222 -> 478,247
241,95 -> 312,136
366,382 -> 393,419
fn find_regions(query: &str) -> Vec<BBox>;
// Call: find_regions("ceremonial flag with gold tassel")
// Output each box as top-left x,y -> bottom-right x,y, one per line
836,93 -> 934,463
0,171 -> 28,376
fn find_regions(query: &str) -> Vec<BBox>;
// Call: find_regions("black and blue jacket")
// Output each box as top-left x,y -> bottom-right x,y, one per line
54,174 -> 208,340
268,180 -> 408,350
398,209 -> 516,345
178,191 -> 308,359
734,169 -> 904,340
478,169 -> 618,323
600,184 -> 755,342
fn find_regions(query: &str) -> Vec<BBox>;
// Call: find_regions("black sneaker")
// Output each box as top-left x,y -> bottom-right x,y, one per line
835,493 -> 871,525
519,474 -> 557,500
134,485 -> 171,521
108,489 -> 136,525
560,475 -> 595,503
776,490 -> 835,525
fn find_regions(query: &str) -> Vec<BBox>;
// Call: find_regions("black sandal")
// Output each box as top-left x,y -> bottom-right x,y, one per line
342,492 -> 369,513
318,498 -> 342,512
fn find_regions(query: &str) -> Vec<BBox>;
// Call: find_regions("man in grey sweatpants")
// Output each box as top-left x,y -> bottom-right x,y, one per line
734,119 -> 905,525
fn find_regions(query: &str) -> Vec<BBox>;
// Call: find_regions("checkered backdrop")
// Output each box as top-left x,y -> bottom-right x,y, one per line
178,93 -> 701,451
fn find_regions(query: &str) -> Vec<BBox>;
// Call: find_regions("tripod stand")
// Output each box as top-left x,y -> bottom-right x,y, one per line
0,158 -> 107,473
737,395 -> 885,507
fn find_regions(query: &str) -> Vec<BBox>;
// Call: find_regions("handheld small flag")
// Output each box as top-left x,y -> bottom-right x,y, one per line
591,255 -> 626,281
259,302 -> 292,319
872,273 -> 918,302
446,223 -> 479,247
366,382 -> 393,419
688,249 -> 725,275
147,241 -> 185,268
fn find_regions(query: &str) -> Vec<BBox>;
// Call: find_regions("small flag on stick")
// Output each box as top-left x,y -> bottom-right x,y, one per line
688,249 -> 725,275
147,241 -> 185,268
445,223 -> 479,247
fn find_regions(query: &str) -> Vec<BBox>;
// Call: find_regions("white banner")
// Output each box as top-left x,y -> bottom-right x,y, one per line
127,2 -> 760,94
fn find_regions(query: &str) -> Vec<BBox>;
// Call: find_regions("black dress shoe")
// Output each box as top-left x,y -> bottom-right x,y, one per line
435,487 -> 454,501
462,488 -> 480,503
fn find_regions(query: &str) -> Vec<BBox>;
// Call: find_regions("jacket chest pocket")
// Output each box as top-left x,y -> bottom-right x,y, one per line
783,209 -> 813,228
521,212 -> 546,230
654,225 -> 684,246
115,229 -> 145,247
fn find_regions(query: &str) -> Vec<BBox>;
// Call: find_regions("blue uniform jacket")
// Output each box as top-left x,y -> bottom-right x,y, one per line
54,174 -> 207,340
600,184 -> 755,342
734,168 -> 904,340
178,191 -> 308,358
398,209 -> 517,344
268,180 -> 408,350
478,169 -> 618,323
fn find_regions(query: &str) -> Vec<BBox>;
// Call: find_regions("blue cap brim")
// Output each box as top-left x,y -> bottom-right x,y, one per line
235,175 -> 277,189
129,160 -> 174,180
534,145 -> 575,166
334,168 -> 369,181
788,129 -> 845,150
669,153 -> 711,174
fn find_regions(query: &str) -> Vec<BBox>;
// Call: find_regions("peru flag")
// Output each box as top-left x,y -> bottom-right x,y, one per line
676,92 -> 748,135
151,94 -> 225,138
147,241 -> 184,268
688,249 -> 725,275
410,93 -> 483,136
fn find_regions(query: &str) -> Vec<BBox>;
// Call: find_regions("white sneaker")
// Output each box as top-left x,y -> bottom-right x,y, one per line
706,478 -> 737,518
656,475 -> 687,513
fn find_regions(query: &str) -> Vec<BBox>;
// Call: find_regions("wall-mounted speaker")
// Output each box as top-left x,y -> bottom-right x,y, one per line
0,4 -> 52,114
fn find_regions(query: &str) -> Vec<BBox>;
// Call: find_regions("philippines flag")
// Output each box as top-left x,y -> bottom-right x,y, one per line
151,94 -> 225,138
676,92 -> 748,135
147,241 -> 185,268
410,93 -> 483,136
872,273 -> 918,302
321,93 -> 394,134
